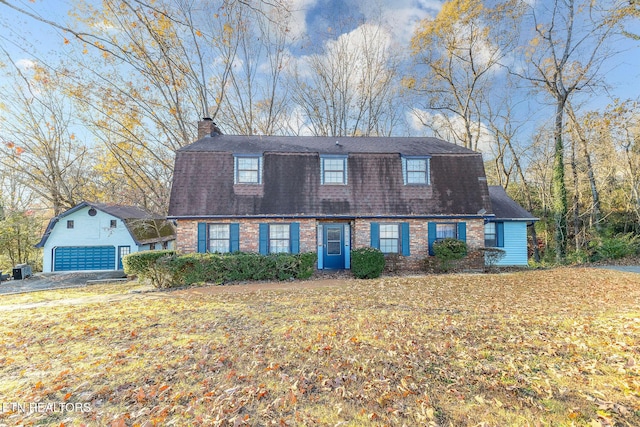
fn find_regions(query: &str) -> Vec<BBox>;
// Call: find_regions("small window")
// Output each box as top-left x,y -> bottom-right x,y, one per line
209,224 -> 231,253
269,224 -> 290,253
379,224 -> 400,254
235,155 -> 262,184
110,220 -> 117,228
436,223 -> 457,240
485,223 -> 497,247
321,156 -> 347,185
67,220 -> 74,229
88,208 -> 97,216
150,243 -> 156,250
402,156 -> 430,185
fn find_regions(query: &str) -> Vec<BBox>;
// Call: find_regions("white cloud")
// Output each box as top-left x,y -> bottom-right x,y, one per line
15,59 -> 36,70
409,108 -> 494,155
356,0 -> 441,48
284,0 -> 320,40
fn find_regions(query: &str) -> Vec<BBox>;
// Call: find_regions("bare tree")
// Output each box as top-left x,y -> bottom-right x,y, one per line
0,53 -> 92,215
408,0 -> 524,150
518,0 -> 634,260
289,22 -> 403,137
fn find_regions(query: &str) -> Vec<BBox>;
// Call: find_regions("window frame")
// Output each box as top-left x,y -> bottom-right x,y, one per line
379,223 -> 400,254
484,222 -> 497,247
268,223 -> 291,254
402,156 -> 431,185
435,223 -> 457,241
110,219 -> 117,228
208,223 -> 231,253
321,155 -> 348,185
66,220 -> 74,229
234,155 -> 262,184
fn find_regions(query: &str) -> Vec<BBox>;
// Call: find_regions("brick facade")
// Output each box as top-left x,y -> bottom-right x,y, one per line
176,217 -> 485,272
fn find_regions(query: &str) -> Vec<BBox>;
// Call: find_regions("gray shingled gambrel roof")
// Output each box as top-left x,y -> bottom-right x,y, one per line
178,134 -> 479,156
487,186 -> 538,221
169,134 -> 494,218
36,202 -> 176,248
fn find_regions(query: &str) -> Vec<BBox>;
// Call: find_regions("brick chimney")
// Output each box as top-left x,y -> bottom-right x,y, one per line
197,118 -> 223,139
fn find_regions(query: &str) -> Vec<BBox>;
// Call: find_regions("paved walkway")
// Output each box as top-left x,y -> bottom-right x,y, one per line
0,271 -> 127,295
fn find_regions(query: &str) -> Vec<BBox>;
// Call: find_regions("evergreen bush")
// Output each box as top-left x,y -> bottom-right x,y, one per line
351,247 -> 385,279
432,238 -> 467,272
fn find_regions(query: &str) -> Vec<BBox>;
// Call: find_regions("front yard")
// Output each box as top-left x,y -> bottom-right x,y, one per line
0,268 -> 639,426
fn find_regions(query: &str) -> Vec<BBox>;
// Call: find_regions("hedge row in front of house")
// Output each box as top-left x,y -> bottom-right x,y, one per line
123,251 -> 317,288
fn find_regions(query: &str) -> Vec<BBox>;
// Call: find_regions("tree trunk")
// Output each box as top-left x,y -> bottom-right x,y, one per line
570,135 -> 581,250
553,98 -> 568,262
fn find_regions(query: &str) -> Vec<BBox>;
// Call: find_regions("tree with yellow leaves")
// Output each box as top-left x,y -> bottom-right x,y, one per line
408,0 -> 524,151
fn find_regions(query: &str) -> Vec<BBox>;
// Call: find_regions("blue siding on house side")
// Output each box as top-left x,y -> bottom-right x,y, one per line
495,221 -> 528,266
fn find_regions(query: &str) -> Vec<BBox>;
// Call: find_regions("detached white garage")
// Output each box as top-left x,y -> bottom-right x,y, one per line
36,202 -> 176,273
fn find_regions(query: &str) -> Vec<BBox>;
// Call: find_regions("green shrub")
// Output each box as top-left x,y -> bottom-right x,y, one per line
132,251 -> 318,288
432,238 -> 467,272
351,247 -> 385,279
590,233 -> 639,261
123,250 -> 176,277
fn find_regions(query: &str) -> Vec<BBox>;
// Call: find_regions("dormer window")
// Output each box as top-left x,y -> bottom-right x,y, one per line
234,155 -> 262,184
321,155 -> 348,185
402,156 -> 430,185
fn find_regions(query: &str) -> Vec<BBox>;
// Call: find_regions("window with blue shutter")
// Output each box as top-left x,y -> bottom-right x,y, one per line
485,222 -> 503,247
370,222 -> 409,255
260,223 -> 297,254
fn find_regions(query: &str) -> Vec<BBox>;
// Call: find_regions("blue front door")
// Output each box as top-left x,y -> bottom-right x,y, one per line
323,224 -> 345,269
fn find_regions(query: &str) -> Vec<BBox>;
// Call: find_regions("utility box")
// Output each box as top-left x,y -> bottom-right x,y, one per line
12,264 -> 32,280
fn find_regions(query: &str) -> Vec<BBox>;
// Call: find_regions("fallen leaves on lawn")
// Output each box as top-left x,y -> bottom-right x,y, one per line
0,267 -> 638,426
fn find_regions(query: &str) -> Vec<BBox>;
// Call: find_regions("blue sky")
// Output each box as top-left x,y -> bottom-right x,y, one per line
1,0 -> 639,142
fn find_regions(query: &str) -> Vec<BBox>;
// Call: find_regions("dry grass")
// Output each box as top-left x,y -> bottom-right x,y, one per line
0,267 -> 639,426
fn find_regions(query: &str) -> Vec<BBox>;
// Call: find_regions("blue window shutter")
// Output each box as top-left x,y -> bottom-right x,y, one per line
230,223 -> 240,252
259,224 -> 269,255
197,223 -> 207,253
458,222 -> 467,242
401,222 -> 410,256
370,222 -> 380,249
428,222 -> 436,256
317,224 -> 323,269
496,222 -> 504,247
290,222 -> 300,254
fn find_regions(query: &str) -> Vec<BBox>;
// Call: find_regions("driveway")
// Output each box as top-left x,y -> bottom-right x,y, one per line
0,271 -> 128,295
595,265 -> 640,274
